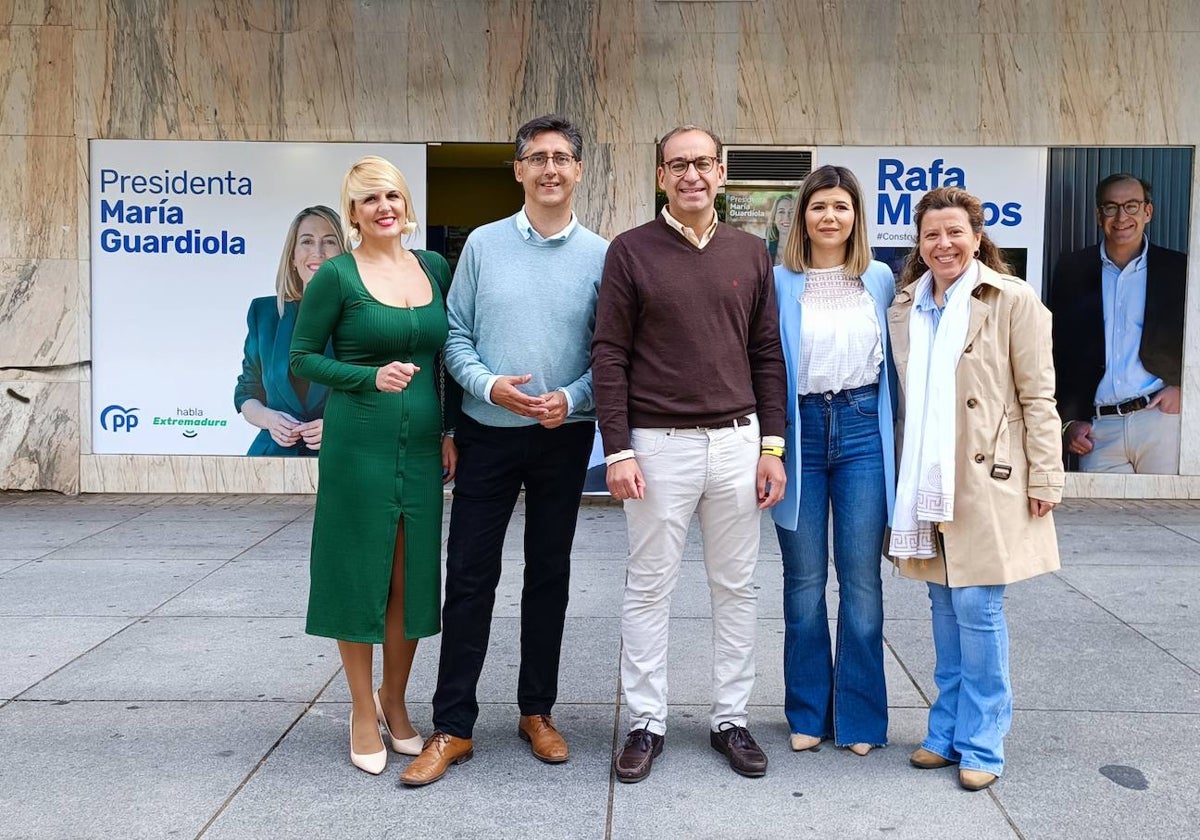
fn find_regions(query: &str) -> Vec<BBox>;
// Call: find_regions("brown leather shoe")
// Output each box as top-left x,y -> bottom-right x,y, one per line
959,768 -> 998,791
614,727 -> 663,783
518,714 -> 569,763
710,723 -> 768,778
399,731 -> 473,787
909,747 -> 957,769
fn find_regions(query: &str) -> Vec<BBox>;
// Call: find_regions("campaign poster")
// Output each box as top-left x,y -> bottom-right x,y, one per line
90,140 -> 426,456
723,187 -> 798,266
815,147 -> 1048,294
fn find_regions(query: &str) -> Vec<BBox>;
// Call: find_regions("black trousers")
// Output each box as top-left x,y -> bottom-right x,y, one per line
431,413 -> 594,739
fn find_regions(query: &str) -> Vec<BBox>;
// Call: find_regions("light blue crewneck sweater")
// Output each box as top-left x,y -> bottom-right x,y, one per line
444,212 -> 608,427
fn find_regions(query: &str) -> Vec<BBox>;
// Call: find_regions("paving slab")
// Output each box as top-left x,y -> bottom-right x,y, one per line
1057,565 -> 1199,624
22,616 -> 339,702
0,559 -> 29,575
608,706 -> 1019,840
1054,524 -> 1200,566
233,520 -> 314,560
885,617 -> 1200,713
0,556 -> 220,616
153,559 -> 309,618
132,499 -> 309,523
0,615 -> 131,698
0,699 -> 305,840
45,519 -> 289,561
318,616 -> 622,709
0,519 -> 128,560
202,701 -> 615,840
994,709 -> 1200,840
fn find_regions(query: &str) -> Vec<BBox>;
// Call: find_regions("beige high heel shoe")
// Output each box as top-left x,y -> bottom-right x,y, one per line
349,713 -> 386,775
374,690 -> 424,756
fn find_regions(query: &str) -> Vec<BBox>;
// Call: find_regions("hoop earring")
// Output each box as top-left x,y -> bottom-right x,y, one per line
973,249 -> 980,258
916,255 -> 926,266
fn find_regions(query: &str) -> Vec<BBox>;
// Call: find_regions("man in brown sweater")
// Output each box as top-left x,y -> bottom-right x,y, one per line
592,125 -> 787,783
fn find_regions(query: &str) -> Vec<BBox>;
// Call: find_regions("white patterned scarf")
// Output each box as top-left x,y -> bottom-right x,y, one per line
888,265 -> 975,559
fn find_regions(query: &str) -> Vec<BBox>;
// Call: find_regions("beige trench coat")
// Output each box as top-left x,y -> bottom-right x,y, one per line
887,262 -> 1063,587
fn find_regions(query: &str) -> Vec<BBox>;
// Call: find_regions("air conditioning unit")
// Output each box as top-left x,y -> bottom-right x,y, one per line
722,146 -> 815,187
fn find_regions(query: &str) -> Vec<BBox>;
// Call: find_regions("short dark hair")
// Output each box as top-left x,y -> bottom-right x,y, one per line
515,114 -> 583,160
1096,172 -> 1153,206
657,125 -> 722,165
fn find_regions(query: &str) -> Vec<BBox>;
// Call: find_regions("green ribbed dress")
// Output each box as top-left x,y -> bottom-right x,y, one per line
290,250 -> 452,642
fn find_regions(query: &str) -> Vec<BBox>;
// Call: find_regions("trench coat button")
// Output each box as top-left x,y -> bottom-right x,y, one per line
974,453 -> 985,463
967,398 -> 978,408
964,343 -> 973,353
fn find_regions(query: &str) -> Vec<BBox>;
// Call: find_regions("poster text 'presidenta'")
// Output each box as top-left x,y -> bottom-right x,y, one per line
97,167 -> 252,255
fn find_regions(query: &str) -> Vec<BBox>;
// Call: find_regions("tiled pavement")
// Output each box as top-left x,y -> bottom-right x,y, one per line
1,493 -> 1198,839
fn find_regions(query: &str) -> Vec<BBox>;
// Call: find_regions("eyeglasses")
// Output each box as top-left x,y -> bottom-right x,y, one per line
1098,199 -> 1148,217
517,153 -> 578,169
663,156 -> 718,176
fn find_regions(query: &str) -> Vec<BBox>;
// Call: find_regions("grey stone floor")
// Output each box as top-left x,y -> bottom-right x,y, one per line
1,493 -> 1199,840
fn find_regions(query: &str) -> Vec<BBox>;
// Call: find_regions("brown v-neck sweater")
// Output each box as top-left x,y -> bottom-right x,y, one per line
591,216 -> 786,454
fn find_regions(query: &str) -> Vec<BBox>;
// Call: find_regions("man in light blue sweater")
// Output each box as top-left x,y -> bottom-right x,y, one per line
402,114 -> 608,786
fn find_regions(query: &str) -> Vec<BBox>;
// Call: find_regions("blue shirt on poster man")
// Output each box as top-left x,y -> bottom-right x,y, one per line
1095,236 -> 1162,406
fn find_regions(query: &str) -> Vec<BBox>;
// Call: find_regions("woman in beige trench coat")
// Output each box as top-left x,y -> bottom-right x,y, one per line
887,186 -> 1063,792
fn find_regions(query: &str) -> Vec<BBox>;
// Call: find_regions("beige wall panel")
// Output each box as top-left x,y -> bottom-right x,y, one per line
282,456 -> 317,493
72,27 -> 188,139
0,24 -> 73,136
0,259 -> 79,367
178,30 -> 283,140
893,35 -> 984,144
74,0 -> 349,33
0,135 -> 75,260
141,455 -> 286,494
574,142 -> 655,241
0,379 -> 78,492
280,29 -> 355,141
79,454 -> 148,492
0,0 -> 71,25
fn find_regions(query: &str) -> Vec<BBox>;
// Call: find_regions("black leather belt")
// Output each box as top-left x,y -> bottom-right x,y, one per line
690,416 -> 751,430
1096,390 -> 1159,417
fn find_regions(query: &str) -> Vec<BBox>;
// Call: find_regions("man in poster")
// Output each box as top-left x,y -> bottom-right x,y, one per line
1051,173 -> 1187,474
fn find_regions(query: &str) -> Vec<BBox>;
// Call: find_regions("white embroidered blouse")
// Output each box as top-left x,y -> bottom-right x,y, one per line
796,265 -> 883,395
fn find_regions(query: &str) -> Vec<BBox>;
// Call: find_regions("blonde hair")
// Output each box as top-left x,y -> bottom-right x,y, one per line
274,205 -> 346,316
782,165 -> 872,278
340,155 -> 419,243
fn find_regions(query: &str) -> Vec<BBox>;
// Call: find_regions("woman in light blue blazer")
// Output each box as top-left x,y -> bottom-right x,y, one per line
235,205 -> 346,455
772,165 -> 898,755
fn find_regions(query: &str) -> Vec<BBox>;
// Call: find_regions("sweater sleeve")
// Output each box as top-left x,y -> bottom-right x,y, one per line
746,249 -> 788,438
289,261 -> 378,392
591,238 -> 637,454
443,236 -> 497,402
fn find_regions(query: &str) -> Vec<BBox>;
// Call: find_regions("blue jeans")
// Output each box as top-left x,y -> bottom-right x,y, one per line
923,582 -> 1012,775
774,384 -> 888,746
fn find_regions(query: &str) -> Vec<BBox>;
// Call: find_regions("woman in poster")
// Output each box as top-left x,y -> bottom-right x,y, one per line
291,156 -> 458,776
771,165 -> 897,757
766,192 -> 795,265
234,205 -> 346,455
888,186 -> 1061,791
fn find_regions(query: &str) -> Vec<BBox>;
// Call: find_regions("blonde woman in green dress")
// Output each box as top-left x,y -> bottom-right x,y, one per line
291,156 -> 458,775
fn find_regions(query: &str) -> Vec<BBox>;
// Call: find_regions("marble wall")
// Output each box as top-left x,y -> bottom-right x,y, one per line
2,0 -> 1199,495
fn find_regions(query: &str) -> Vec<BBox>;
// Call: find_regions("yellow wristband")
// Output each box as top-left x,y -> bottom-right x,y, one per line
760,445 -> 785,458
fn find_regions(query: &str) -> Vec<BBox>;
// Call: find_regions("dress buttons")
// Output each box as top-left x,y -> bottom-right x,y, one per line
967,398 -> 978,408
974,454 -> 985,463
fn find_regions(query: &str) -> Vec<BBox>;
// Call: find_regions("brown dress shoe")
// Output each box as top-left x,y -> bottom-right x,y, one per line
959,768 -> 998,791
399,731 -> 473,787
909,747 -> 957,769
710,723 -> 768,778
614,727 -> 663,783
518,714 -> 569,763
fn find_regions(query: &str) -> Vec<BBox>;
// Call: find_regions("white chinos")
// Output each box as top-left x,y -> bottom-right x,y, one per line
620,414 -> 762,735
